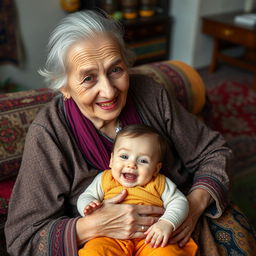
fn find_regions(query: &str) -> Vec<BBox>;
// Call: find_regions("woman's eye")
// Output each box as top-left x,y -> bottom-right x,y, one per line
112,67 -> 121,72
109,66 -> 122,76
120,154 -> 128,160
82,75 -> 95,84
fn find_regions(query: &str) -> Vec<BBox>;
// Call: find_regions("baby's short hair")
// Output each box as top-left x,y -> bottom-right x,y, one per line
113,124 -> 167,161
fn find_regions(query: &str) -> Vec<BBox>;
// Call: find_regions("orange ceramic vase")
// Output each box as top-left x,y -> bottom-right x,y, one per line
60,0 -> 80,12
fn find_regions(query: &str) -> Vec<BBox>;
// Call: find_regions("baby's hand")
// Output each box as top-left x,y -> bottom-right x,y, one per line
83,200 -> 102,215
144,219 -> 174,248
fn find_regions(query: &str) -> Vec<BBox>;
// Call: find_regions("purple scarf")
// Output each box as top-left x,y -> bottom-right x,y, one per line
64,96 -> 142,170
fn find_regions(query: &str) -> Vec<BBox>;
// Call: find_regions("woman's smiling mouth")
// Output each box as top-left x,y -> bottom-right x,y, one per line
97,98 -> 118,110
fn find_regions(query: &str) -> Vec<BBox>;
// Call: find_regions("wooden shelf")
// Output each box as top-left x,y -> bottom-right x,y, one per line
123,15 -> 171,64
79,0 -> 171,64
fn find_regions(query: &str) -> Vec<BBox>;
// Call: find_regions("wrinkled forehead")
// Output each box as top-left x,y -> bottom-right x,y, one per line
66,33 -> 123,69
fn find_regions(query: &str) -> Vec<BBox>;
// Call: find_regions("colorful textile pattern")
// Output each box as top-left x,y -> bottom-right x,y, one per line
0,88 -> 57,181
207,205 -> 256,256
206,81 -> 256,138
0,0 -> 19,64
132,60 -> 205,114
205,81 -> 256,228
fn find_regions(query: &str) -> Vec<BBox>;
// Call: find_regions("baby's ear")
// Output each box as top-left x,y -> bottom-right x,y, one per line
154,162 -> 162,176
109,153 -> 114,168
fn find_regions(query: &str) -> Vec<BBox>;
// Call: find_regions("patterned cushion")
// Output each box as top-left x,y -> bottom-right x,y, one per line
0,88 -> 57,181
132,60 -> 206,114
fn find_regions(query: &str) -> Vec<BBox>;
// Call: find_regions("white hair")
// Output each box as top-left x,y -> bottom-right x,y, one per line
39,10 -> 135,90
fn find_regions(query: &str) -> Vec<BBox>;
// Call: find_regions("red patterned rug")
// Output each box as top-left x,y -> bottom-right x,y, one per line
205,81 -> 256,227
206,81 -> 256,138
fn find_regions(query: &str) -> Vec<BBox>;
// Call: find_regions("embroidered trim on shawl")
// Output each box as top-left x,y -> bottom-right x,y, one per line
191,175 -> 228,214
64,217 -> 79,256
49,218 -> 69,256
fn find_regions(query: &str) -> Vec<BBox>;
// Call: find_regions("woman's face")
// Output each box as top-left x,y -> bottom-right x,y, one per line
61,34 -> 129,129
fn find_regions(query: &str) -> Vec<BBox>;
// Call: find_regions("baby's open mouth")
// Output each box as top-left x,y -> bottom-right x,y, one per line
123,173 -> 137,182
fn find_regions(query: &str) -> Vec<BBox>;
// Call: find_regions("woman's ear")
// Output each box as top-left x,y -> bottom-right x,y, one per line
60,86 -> 71,100
153,162 -> 162,177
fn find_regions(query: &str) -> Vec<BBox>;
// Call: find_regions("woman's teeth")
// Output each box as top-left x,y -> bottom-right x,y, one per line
100,102 -> 114,107
99,98 -> 116,107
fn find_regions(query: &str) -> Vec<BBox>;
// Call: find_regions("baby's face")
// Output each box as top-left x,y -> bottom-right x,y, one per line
109,134 -> 162,188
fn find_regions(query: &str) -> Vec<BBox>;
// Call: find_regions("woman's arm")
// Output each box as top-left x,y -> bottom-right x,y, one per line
164,88 -> 232,216
169,188 -> 212,247
5,119 -> 80,255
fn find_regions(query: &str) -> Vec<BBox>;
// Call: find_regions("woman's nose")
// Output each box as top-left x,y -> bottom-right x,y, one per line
99,76 -> 116,98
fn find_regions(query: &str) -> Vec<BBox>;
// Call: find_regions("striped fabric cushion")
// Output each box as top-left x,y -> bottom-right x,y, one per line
131,60 -> 206,114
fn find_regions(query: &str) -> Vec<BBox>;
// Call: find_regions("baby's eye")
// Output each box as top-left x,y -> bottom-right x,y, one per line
119,154 -> 128,160
138,158 -> 149,164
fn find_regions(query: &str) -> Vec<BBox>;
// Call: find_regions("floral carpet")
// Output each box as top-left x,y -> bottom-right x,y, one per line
203,79 -> 256,228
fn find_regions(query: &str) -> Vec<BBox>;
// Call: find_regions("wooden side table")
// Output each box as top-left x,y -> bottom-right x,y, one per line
202,11 -> 256,89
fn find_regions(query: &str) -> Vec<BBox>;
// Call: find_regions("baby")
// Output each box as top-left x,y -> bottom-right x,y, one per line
77,124 -> 198,256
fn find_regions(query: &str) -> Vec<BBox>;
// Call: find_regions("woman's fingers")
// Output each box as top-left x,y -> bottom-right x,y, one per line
136,205 -> 164,216
100,195 -> 164,240
178,233 -> 191,247
169,223 -> 189,244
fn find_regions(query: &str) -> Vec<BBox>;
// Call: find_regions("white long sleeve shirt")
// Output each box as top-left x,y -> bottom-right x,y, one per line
77,172 -> 189,230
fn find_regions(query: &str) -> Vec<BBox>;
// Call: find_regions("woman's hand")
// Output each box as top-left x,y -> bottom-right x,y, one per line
76,190 -> 164,246
169,188 -> 213,247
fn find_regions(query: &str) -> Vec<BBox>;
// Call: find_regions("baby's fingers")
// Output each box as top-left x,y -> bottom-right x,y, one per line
145,230 -> 154,244
150,233 -> 163,248
161,235 -> 169,247
84,206 -> 93,215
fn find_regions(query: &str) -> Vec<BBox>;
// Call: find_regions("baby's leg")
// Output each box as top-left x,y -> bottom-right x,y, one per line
135,238 -> 198,256
78,237 -> 134,256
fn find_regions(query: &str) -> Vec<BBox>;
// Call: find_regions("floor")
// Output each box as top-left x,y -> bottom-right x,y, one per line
197,63 -> 253,90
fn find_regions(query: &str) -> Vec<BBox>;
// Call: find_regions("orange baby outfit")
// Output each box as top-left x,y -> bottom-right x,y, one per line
102,169 -> 165,207
78,170 -> 198,256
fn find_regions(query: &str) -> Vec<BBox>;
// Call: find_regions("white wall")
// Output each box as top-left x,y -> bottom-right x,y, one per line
170,0 -> 245,68
0,0 -> 66,89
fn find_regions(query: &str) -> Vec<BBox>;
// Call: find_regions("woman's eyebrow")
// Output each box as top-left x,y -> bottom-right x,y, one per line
78,68 -> 97,80
108,58 -> 123,69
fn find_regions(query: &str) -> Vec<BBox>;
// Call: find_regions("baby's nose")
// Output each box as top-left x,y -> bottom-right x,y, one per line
127,160 -> 137,169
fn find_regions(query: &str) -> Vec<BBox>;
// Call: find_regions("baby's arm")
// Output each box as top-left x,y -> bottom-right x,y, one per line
77,172 -> 104,216
145,176 -> 189,248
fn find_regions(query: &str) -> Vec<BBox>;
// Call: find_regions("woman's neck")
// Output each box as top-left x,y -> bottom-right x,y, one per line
98,119 -> 120,140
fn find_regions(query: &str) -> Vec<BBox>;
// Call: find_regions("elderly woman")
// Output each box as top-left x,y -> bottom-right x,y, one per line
4,10 -> 254,256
